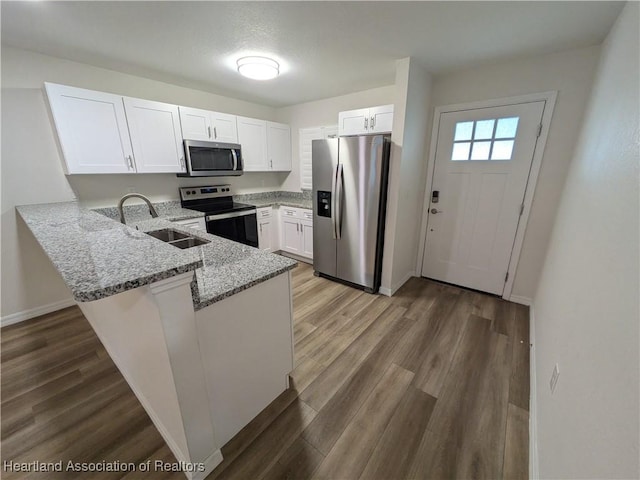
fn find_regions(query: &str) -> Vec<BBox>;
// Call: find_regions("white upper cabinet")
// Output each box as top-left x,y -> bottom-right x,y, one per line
338,104 -> 394,136
237,118 -> 291,172
338,107 -> 371,136
179,106 -> 211,141
237,116 -> 268,171
45,82 -> 287,175
45,83 -> 135,174
211,112 -> 238,143
369,104 -> 394,133
179,106 -> 238,143
267,121 -> 291,171
123,97 -> 185,173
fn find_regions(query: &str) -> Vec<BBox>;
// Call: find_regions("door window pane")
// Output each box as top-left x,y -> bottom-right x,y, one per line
491,140 -> 514,160
454,121 -> 474,141
471,141 -> 491,160
474,120 -> 495,140
495,117 -> 519,138
452,142 -> 471,161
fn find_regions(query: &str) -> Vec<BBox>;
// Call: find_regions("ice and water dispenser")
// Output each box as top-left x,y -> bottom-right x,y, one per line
317,191 -> 332,218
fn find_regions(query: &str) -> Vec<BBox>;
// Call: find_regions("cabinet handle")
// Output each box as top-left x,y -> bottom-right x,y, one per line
296,223 -> 299,232
371,116 -> 375,129
270,159 -> 273,169
214,127 -> 217,139
260,224 -> 262,233
364,117 -> 368,130
208,126 -> 212,139
126,155 -> 134,170
180,157 -> 185,170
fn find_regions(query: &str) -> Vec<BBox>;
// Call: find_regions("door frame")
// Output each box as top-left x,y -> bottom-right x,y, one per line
416,91 -> 557,302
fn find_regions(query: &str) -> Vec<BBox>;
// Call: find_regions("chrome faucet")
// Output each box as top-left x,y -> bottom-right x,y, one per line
117,193 -> 159,224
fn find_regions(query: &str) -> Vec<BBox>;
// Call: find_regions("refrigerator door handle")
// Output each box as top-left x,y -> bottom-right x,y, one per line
331,164 -> 338,239
335,164 -> 344,240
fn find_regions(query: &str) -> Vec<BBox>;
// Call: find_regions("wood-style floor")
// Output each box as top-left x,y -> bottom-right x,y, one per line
1,263 -> 529,479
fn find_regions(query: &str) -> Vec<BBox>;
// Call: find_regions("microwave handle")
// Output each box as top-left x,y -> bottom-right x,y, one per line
231,149 -> 238,171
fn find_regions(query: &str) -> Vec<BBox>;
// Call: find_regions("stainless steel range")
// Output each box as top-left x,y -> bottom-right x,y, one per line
179,185 -> 258,247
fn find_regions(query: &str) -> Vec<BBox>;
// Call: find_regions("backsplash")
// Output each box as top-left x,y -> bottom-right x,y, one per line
234,189 -> 311,203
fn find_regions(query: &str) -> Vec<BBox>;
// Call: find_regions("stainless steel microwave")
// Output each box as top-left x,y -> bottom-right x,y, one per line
178,140 -> 243,177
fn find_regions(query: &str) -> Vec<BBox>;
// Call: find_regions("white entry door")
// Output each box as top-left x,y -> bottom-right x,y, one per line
422,101 -> 545,295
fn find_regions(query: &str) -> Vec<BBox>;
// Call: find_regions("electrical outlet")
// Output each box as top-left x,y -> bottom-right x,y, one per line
549,363 -> 560,394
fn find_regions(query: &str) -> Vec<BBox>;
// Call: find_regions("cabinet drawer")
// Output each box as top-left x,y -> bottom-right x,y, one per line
257,207 -> 272,218
173,217 -> 206,231
281,207 -> 301,219
280,207 -> 312,220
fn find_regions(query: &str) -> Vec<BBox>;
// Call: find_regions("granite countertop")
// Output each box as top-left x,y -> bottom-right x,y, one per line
93,200 -> 204,223
17,202 -> 297,310
235,191 -> 313,210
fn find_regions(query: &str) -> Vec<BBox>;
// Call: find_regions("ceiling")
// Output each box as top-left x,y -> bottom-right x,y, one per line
1,1 -> 624,107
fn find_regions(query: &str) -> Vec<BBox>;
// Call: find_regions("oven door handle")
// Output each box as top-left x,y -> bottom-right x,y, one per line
231,149 -> 238,171
206,210 -> 255,221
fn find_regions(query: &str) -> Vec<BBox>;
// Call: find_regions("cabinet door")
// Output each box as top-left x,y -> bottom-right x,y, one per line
173,217 -> 207,231
370,104 -> 394,133
281,218 -> 301,254
267,122 -> 291,171
338,107 -> 370,136
179,106 -> 212,141
124,97 -> 185,173
258,218 -> 273,252
300,218 -> 313,259
211,112 -> 238,143
45,83 -> 134,174
237,116 -> 267,171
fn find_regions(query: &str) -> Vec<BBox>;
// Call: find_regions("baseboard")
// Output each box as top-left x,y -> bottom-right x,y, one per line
188,449 -> 223,480
529,304 -> 539,480
1,298 -> 76,327
275,250 -> 312,265
380,270 -> 415,297
509,294 -> 532,306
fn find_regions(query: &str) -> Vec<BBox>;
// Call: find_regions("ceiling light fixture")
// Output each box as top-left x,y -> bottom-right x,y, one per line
236,56 -> 280,80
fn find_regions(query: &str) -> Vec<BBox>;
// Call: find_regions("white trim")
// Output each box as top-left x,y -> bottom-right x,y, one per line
509,294 -> 532,306
503,92 -> 557,300
379,270 -> 415,297
529,304 -> 539,480
415,91 -> 558,303
189,450 -> 224,480
1,297 -> 76,327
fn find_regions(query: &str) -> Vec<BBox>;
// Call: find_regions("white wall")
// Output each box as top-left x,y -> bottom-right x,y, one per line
381,58 -> 431,293
275,84 -> 395,192
0,46 -> 284,320
532,3 -> 639,478
428,45 -> 601,300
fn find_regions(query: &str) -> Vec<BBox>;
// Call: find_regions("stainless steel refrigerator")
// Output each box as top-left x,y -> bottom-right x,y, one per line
312,134 -> 391,293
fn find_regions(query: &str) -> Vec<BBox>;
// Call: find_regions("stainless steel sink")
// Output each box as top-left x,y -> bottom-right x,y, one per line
146,228 -> 210,249
169,237 -> 210,249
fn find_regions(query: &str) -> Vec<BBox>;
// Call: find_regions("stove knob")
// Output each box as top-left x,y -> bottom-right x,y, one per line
185,191 -> 191,195
191,190 -> 196,194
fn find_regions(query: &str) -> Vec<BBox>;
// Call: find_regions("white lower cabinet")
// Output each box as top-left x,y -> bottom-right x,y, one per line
279,207 -> 313,260
172,216 -> 206,232
257,207 -> 275,252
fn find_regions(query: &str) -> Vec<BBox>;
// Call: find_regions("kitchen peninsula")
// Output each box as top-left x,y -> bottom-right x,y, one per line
16,201 -> 297,480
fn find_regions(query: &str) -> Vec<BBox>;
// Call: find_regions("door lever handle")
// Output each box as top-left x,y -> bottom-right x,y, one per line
430,208 -> 442,214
